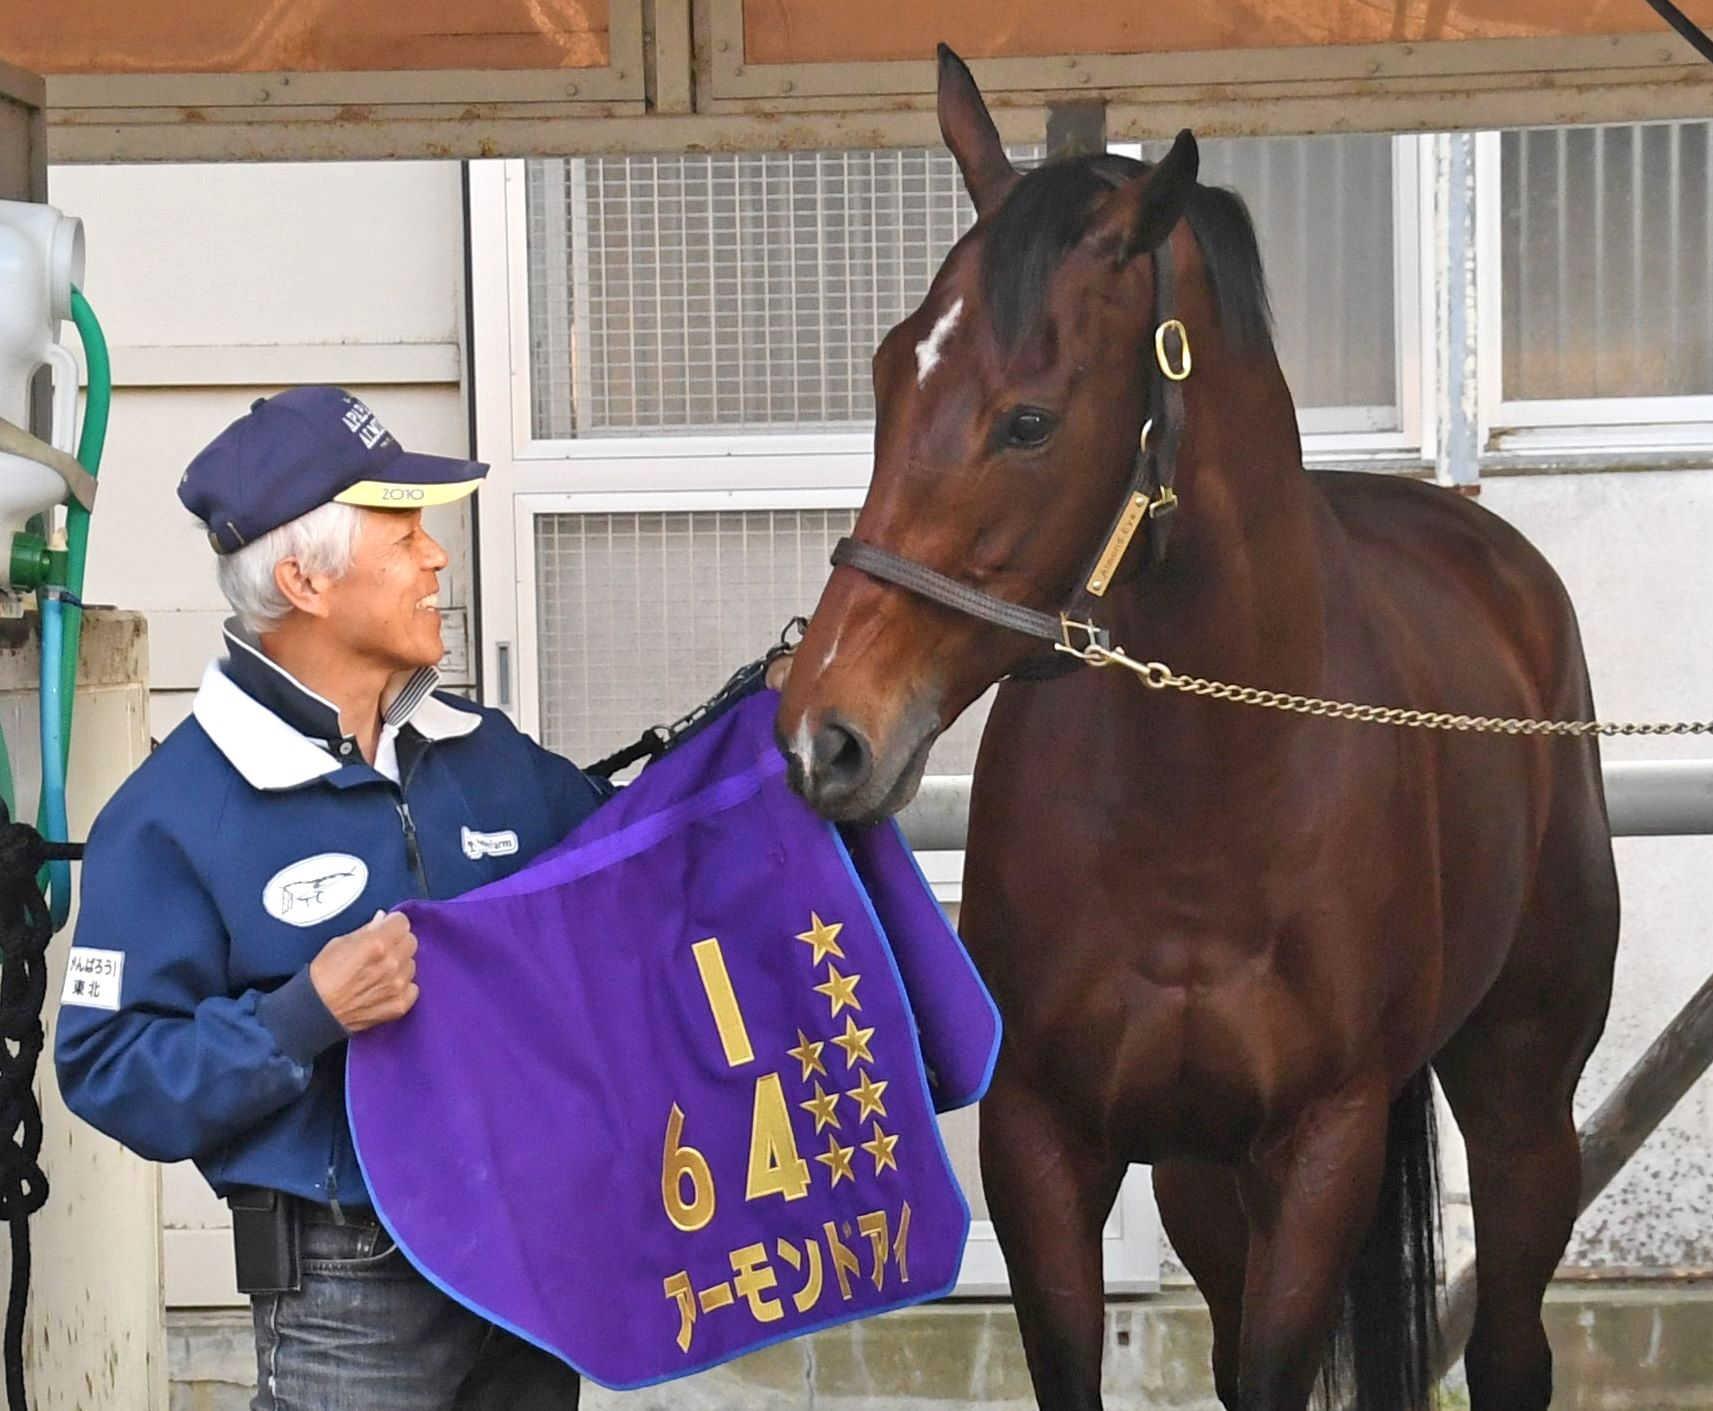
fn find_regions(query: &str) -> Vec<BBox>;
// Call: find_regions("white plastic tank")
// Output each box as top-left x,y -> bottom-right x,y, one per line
0,199 -> 86,532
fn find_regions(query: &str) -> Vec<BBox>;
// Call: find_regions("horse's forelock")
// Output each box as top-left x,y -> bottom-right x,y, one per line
975,154 -> 1274,356
979,160 -> 1120,350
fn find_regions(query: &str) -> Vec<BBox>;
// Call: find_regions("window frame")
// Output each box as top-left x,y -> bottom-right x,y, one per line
1475,128 -> 1713,457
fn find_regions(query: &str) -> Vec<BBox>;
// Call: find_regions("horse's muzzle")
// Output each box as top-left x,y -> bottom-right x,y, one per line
783,705 -> 937,823
786,710 -> 875,816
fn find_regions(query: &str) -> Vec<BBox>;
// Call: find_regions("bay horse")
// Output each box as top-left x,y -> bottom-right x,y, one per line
776,46 -> 1619,1411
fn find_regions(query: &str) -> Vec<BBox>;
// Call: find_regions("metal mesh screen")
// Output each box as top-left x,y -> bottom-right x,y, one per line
527,149 -> 1040,437
527,135 -> 1399,438
1502,121 -> 1713,402
534,509 -> 991,774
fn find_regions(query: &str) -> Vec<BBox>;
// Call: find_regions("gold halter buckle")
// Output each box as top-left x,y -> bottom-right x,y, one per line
1056,616 -> 1109,663
1155,319 -> 1192,381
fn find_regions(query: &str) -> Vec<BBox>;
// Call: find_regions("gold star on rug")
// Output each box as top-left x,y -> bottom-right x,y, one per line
830,1015 -> 875,1069
862,1123 -> 900,1176
800,1082 -> 842,1133
847,1070 -> 889,1122
786,1029 -> 827,1082
812,963 -> 862,1018
795,912 -> 846,966
816,1132 -> 856,1187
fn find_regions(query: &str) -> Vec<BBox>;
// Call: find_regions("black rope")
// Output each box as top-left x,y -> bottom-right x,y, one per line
1645,0 -> 1713,65
0,803 -> 81,1411
586,618 -> 807,780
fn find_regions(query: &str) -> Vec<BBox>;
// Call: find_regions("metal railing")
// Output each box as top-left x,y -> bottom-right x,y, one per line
897,759 -> 1713,851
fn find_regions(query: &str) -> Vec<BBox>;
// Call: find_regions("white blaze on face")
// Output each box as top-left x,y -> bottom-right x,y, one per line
791,715 -> 816,781
914,297 -> 965,388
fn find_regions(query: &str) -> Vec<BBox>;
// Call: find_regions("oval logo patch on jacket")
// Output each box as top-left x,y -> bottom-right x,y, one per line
262,854 -> 369,928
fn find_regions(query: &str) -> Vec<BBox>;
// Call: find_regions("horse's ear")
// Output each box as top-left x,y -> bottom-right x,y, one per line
1097,129 -> 1200,266
937,43 -> 1016,217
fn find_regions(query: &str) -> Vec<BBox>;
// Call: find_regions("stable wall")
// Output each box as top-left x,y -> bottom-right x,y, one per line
42,158 -> 475,744
38,156 -> 475,1306
1480,469 -> 1713,1275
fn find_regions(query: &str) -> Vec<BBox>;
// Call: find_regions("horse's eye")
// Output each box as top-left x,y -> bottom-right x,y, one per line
1005,408 -> 1056,449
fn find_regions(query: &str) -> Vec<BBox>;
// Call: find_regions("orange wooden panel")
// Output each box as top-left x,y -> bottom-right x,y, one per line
5,0 -> 609,75
743,0 -> 1713,65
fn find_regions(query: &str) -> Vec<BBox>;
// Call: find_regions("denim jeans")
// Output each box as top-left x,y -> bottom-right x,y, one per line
250,1207 -> 582,1411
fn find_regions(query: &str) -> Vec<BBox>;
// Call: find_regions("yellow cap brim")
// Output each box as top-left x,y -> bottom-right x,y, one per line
334,478 -> 485,510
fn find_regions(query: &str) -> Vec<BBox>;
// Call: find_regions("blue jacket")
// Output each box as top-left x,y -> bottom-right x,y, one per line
55,630 -> 609,1209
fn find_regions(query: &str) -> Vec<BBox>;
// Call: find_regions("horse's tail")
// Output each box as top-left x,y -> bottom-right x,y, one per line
1320,1067 -> 1442,1411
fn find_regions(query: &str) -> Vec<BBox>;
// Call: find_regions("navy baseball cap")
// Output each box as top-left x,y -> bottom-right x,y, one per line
178,386 -> 488,554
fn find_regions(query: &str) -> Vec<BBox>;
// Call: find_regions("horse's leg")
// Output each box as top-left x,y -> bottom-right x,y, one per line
1234,1076 -> 1391,1411
1434,769 -> 1618,1411
982,1067 -> 1126,1411
1153,1161 -> 1247,1410
1434,1037 -> 1577,1411
1432,825 -> 1617,1411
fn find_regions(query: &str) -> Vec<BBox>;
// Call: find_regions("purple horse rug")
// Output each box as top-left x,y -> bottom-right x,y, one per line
346,690 -> 1000,1389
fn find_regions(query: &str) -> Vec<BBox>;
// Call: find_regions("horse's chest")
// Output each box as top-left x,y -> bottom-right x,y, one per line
997,939 -> 1364,1162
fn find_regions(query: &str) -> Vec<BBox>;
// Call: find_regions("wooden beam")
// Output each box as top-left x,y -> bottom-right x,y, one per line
1046,101 -> 1106,159
0,59 -> 46,201
0,0 -> 614,75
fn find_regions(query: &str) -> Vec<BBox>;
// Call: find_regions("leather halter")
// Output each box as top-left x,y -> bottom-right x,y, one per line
830,236 -> 1192,673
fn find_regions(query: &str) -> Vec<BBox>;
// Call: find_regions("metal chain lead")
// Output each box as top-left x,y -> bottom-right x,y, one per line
1056,635 -> 1713,737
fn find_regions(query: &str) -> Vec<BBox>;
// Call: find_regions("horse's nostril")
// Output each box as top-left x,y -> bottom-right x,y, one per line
811,716 -> 872,795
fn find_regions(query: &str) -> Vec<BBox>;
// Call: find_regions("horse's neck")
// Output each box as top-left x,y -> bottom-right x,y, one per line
1110,364 -> 1329,699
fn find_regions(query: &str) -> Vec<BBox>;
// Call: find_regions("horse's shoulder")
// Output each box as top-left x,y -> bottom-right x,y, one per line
1308,470 -> 1550,571
1307,469 -> 1580,644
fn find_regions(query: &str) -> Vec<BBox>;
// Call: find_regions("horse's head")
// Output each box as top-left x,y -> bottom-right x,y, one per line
777,46 -> 1209,821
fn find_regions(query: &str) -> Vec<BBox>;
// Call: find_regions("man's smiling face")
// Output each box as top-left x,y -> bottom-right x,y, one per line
318,508 -> 449,673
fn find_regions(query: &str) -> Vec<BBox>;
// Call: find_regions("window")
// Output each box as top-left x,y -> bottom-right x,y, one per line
518,148 -> 1045,776
525,149 -> 1019,440
1124,134 -> 1414,440
1481,121 -> 1713,449
526,136 -> 1422,453
533,507 -> 858,765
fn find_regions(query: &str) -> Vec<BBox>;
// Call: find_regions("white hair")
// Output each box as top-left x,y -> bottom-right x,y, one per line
214,500 -> 366,635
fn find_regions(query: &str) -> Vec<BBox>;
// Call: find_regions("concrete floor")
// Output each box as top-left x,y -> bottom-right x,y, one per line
170,1282 -> 1713,1410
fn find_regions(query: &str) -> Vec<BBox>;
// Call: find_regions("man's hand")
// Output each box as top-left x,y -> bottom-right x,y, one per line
765,650 -> 794,692
309,911 -> 419,1033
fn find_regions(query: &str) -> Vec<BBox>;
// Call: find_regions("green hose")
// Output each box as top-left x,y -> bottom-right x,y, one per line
0,717 -> 12,818
59,287 -> 109,744
28,287 -> 108,851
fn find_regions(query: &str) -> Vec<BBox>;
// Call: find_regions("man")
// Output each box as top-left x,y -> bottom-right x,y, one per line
55,387 -> 601,1409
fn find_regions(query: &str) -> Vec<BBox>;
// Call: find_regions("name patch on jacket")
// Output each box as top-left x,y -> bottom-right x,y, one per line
61,947 -> 125,1010
461,826 -> 519,860
262,853 -> 369,927
348,690 -> 1000,1389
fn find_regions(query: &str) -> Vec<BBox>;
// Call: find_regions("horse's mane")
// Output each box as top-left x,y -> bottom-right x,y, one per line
980,153 -> 1274,355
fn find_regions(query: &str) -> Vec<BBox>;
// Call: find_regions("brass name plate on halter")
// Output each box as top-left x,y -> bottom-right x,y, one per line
1087,418 -> 1158,597
1087,493 -> 1150,597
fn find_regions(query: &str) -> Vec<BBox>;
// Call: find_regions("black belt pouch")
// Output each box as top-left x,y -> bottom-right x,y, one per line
228,1186 -> 302,1295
